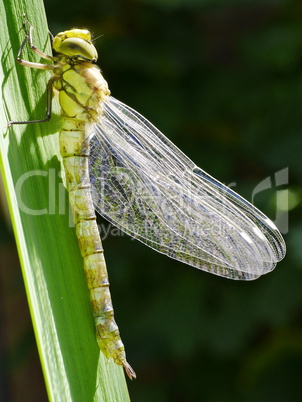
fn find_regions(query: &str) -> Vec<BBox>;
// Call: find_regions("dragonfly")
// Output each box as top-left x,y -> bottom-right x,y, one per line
9,15 -> 286,379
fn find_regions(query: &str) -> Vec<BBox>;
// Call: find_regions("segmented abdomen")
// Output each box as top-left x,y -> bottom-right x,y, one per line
54,58 -> 135,378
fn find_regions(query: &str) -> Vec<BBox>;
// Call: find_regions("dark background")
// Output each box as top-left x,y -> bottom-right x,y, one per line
1,1 -> 302,401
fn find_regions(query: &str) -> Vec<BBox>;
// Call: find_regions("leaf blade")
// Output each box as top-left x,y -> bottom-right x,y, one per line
0,1 -> 131,400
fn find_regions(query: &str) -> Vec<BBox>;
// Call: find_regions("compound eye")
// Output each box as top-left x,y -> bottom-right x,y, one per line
56,37 -> 98,61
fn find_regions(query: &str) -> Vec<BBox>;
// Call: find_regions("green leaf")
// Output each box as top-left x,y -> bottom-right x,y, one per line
0,1 -> 131,400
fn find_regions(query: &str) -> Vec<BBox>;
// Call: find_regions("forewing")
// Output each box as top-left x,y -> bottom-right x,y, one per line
88,96 -> 286,280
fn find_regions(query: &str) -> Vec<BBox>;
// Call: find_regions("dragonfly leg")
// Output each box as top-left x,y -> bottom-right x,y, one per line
7,16 -> 56,127
20,14 -> 54,62
14,15 -> 54,71
8,77 -> 54,126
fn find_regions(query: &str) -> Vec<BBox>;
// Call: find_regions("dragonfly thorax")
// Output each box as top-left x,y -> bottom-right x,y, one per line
52,50 -> 110,123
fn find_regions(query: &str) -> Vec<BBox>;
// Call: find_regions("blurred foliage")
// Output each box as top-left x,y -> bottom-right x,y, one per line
1,0 -> 302,401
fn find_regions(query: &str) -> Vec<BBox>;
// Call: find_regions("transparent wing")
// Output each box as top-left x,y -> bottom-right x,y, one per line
88,96 -> 286,280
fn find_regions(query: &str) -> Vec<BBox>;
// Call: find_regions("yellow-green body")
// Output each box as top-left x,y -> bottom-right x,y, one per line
53,34 -> 134,379
10,20 -> 135,379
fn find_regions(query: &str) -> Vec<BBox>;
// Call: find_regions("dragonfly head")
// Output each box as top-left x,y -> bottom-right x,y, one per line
53,29 -> 98,62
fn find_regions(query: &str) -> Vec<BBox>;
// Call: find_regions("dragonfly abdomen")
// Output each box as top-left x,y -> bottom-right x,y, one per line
56,57 -> 135,378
